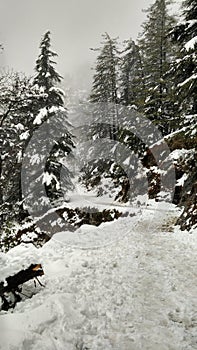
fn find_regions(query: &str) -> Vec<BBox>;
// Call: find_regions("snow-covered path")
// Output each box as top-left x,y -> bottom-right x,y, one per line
0,202 -> 197,350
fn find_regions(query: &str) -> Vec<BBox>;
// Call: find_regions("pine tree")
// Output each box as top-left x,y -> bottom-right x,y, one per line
90,33 -> 119,105
170,0 -> 197,120
119,39 -> 144,108
78,34 -> 122,195
90,33 -> 119,141
30,31 -> 74,208
168,0 -> 197,232
0,72 -> 37,226
138,0 -> 178,135
34,31 -> 64,109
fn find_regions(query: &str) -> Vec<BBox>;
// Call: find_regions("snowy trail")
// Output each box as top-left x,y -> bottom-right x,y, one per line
0,202 -> 197,350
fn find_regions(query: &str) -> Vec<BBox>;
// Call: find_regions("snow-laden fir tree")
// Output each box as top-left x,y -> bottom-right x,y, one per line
138,0 -> 178,135
28,31 -> 74,210
0,72 -> 37,228
90,33 -> 120,141
79,34 -> 125,196
117,39 -> 147,158
170,0 -> 197,231
119,39 -> 144,108
34,31 -> 63,109
90,33 -> 119,105
170,0 -> 197,126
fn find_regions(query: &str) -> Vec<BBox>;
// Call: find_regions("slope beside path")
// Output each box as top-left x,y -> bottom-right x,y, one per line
0,201 -> 196,350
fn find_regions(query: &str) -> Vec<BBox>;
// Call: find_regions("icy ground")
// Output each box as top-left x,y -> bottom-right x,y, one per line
0,195 -> 197,350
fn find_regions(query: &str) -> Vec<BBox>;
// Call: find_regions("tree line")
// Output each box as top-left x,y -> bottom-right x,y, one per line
83,0 -> 196,201
90,0 -> 196,136
0,0 -> 196,249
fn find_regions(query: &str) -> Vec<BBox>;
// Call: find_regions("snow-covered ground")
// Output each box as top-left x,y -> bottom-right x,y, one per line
0,198 -> 197,350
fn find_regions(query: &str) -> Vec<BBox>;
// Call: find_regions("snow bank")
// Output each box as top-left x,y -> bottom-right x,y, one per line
0,200 -> 196,350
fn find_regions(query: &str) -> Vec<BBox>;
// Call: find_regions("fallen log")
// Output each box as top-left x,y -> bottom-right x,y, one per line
0,264 -> 44,311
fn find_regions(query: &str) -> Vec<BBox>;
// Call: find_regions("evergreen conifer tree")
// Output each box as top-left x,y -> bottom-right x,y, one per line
90,33 -> 119,105
34,31 -> 64,108
29,31 -> 74,209
0,72 -> 37,226
138,0 -> 178,135
119,39 -> 144,108
90,33 -> 120,141
170,0 -> 197,120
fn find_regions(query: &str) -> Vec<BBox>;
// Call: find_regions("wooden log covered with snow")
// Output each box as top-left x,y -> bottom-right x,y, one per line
0,264 -> 44,310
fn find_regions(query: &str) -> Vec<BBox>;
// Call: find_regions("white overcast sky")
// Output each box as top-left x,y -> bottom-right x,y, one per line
0,0 -> 181,83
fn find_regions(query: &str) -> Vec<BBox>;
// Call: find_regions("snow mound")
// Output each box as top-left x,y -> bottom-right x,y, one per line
0,201 -> 196,349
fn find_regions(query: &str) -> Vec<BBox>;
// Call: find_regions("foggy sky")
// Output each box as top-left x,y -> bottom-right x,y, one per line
0,0 -> 180,86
